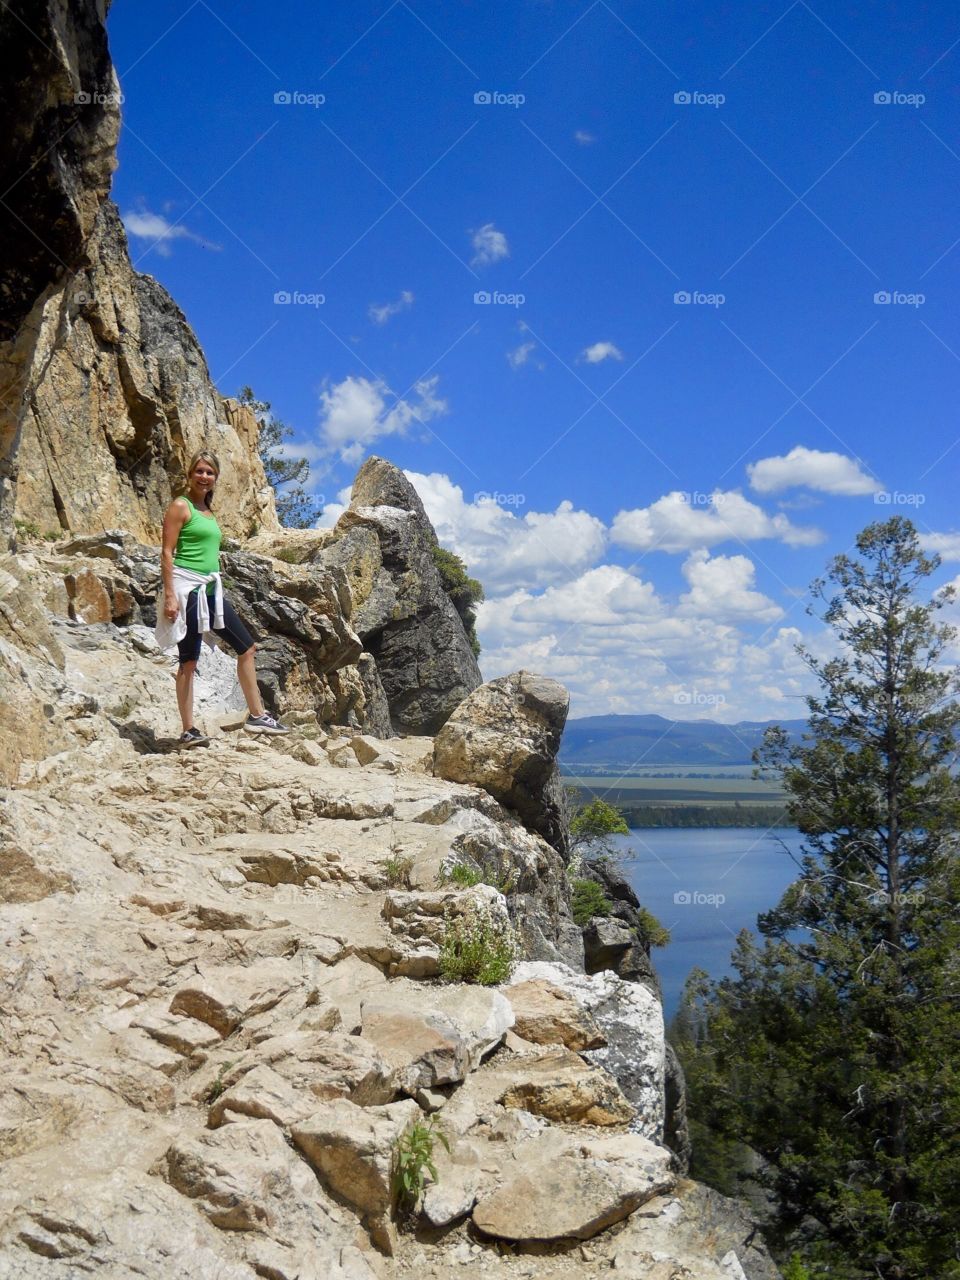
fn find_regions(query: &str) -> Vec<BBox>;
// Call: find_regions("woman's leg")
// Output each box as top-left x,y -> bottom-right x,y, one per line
236,644 -> 266,718
214,595 -> 266,718
176,590 -> 202,732
176,659 -> 198,731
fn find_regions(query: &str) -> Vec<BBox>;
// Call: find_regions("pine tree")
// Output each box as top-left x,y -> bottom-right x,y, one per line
677,518 -> 960,1279
238,386 -> 322,529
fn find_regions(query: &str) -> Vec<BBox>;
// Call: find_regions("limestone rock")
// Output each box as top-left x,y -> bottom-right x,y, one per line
253,1029 -> 397,1106
160,1117 -> 375,1280
498,1048 -> 635,1126
325,457 -> 482,734
291,1097 -> 421,1254
580,854 -> 663,992
471,1127 -> 675,1243
133,1010 -> 223,1057
359,980 -> 514,1093
509,961 -> 666,1140
207,1064 -> 316,1130
420,1137 -> 484,1227
169,962 -> 297,1037
0,0 -> 119,540
610,1180 -> 783,1280
506,978 -> 605,1051
382,882 -> 510,948
0,1174 -> 259,1280
434,669 -> 570,851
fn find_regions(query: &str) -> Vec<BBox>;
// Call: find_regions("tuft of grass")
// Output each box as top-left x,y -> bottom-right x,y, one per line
439,903 -> 518,986
392,1116 -> 450,1222
571,878 -> 613,927
439,862 -> 482,889
381,850 -> 415,888
274,546 -> 302,564
437,857 -> 517,895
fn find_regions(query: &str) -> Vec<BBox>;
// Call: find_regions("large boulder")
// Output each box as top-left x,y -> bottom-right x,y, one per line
323,457 -> 481,734
359,979 -> 514,1092
434,669 -> 570,852
471,1127 -> 674,1243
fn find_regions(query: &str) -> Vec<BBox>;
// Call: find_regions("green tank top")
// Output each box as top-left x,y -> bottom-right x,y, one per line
173,498 -> 222,574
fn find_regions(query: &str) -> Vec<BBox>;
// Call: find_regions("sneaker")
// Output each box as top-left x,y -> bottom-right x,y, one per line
179,726 -> 209,747
243,713 -> 290,735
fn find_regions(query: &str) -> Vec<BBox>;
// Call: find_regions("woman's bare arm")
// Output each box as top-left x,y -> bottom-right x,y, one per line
160,499 -> 190,619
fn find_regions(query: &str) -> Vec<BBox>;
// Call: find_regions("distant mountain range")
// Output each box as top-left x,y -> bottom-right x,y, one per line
558,714 -> 808,770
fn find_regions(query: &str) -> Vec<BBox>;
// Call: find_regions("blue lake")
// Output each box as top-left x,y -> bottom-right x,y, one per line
613,827 -> 806,1021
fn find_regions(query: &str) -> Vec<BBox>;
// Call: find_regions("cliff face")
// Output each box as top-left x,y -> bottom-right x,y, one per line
0,1 -> 277,543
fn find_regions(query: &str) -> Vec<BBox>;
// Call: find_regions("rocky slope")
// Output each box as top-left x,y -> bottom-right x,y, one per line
0,551 -> 780,1276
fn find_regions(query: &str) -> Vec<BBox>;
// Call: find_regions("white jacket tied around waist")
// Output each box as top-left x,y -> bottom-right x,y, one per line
154,566 -> 225,652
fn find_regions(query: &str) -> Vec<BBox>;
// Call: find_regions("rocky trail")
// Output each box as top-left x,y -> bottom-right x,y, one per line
1,613 -> 776,1279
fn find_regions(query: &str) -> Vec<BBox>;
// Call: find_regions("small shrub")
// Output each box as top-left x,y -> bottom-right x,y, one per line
14,518 -> 43,539
633,905 -> 670,948
437,857 -> 516,894
437,861 -> 482,889
439,904 -> 518,986
571,878 -> 613,926
43,529 -> 61,542
381,851 -> 415,888
275,546 -> 302,564
781,1256 -> 814,1280
204,1061 -> 235,1104
392,1116 -> 450,1221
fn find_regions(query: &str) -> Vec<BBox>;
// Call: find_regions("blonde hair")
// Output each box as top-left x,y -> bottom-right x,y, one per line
186,450 -> 221,509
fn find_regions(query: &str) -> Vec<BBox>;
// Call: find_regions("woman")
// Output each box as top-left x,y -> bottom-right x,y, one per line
157,449 -> 289,745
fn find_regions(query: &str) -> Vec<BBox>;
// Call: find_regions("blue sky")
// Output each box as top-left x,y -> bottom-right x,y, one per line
108,1 -> 960,721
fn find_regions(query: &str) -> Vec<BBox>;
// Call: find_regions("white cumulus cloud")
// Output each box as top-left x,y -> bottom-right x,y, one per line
121,209 -> 219,256
581,341 -> 623,364
919,531 -> 960,560
314,465 -> 820,720
747,445 -> 878,496
610,490 -> 823,553
317,374 -> 446,466
470,222 -> 509,267
679,549 -> 784,623
408,471 -> 608,591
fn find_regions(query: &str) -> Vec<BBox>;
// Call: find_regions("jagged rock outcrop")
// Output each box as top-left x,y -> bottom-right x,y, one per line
434,668 -> 570,853
11,200 -> 278,542
326,456 -> 482,734
580,854 -> 663,992
0,0 -> 277,544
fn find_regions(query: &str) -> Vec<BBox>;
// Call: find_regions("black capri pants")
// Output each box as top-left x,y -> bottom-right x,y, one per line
177,586 -> 256,666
